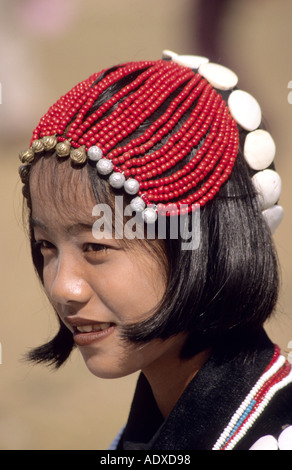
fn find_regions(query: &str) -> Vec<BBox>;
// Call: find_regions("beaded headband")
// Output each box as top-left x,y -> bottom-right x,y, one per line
19,50 -> 283,232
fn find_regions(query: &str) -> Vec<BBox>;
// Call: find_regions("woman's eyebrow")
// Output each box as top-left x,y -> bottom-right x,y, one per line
30,218 -> 94,234
65,222 -> 94,235
31,218 -> 47,231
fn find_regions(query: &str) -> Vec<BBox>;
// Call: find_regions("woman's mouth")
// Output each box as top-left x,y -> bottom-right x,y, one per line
75,323 -> 112,333
73,322 -> 116,346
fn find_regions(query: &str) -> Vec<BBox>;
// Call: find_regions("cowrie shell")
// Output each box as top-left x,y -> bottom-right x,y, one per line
228,90 -> 262,131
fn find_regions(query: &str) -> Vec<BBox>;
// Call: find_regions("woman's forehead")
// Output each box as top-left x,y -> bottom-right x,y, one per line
29,156 -> 97,223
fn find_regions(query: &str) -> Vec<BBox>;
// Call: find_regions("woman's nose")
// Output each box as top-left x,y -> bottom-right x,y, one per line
48,253 -> 92,305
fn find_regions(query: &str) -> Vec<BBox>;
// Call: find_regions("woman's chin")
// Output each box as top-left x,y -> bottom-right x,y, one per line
80,352 -> 138,380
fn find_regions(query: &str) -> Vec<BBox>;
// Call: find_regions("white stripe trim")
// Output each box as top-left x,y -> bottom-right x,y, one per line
108,425 -> 126,450
212,355 -> 289,450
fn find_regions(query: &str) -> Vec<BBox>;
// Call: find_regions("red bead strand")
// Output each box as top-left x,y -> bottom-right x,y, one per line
136,86 -> 220,186
118,77 -> 210,174
108,73 -> 203,162
72,63 -> 161,144
29,59 -> 241,215
79,64 -> 194,155
34,72 -> 101,141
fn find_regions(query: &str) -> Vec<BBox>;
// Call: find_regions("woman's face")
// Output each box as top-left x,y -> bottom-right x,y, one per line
29,159 -> 183,379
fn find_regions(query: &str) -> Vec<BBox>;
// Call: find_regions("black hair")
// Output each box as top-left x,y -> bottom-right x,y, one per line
23,65 -> 280,368
122,152 -> 280,360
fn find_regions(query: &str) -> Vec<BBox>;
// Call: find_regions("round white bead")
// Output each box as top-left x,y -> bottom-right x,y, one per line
228,90 -> 262,131
262,205 -> 284,234
173,54 -> 209,69
199,62 -> 238,90
142,207 -> 158,224
278,425 -> 292,450
109,172 -> 125,189
252,169 -> 282,210
244,129 -> 276,170
249,435 -> 278,450
130,196 -> 146,212
87,145 -> 103,162
124,178 -> 140,195
96,158 -> 113,175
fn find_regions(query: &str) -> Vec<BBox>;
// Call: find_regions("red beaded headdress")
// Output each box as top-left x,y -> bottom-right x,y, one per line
19,51 -> 283,231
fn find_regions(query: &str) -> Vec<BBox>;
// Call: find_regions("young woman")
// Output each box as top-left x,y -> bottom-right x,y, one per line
19,51 -> 292,450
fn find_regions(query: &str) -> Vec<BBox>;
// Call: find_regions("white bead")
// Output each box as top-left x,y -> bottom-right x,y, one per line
173,54 -> 209,69
199,62 -> 238,90
244,130 -> 276,170
249,435 -> 278,450
87,145 -> 103,162
109,172 -> 125,189
142,207 -> 157,224
262,205 -> 284,234
130,196 -> 146,212
213,355 -> 287,450
96,158 -> 113,175
278,425 -> 292,450
161,50 -> 178,60
124,178 -> 140,195
228,90 -> 262,131
252,169 -> 282,210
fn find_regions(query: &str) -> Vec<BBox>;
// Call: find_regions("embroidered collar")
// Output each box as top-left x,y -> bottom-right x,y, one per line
117,330 -> 291,450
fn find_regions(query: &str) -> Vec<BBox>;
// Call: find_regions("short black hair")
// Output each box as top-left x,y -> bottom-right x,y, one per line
23,65 -> 280,368
121,151 -> 279,360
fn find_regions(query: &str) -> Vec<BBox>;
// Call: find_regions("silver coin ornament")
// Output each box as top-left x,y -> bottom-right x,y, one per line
142,207 -> 158,224
109,172 -> 126,189
88,145 -> 103,162
130,196 -> 146,212
96,158 -> 113,175
124,178 -> 140,195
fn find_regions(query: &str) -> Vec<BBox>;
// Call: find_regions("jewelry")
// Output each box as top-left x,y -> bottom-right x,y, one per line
212,346 -> 292,450
249,425 -> 292,450
18,52 -> 283,232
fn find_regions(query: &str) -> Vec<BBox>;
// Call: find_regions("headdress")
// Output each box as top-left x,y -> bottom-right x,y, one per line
19,50 -> 283,232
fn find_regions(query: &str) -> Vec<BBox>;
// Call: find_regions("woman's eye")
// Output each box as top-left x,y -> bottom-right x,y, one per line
84,243 -> 108,253
34,240 -> 55,251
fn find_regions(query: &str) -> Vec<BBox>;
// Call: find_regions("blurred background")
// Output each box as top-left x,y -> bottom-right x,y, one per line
1,0 -> 292,450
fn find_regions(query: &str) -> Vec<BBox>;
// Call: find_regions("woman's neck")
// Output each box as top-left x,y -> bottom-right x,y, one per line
142,336 -> 210,419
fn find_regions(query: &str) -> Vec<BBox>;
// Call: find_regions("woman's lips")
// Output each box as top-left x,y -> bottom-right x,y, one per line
75,322 -> 112,333
73,323 -> 116,346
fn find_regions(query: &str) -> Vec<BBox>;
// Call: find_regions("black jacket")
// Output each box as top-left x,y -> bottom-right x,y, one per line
115,330 -> 292,450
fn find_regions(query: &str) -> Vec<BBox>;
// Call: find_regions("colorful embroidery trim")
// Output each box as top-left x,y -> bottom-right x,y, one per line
212,346 -> 292,450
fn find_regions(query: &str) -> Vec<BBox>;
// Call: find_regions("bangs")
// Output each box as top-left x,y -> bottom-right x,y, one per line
28,155 -> 160,243
29,155 -> 108,223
